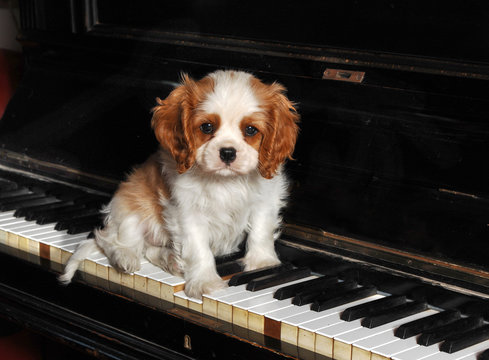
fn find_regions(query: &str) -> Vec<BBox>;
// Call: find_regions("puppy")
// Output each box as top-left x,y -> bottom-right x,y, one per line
60,70 -> 299,298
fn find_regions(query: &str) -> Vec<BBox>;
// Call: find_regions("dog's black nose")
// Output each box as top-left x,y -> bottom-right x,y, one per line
219,147 -> 237,164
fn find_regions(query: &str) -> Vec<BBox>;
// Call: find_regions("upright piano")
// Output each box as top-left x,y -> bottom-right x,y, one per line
1,1 -> 489,359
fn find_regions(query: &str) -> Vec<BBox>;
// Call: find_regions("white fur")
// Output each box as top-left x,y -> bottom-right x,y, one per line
60,70 -> 294,298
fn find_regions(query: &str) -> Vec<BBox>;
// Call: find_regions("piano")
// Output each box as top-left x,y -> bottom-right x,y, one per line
1,1 -> 489,359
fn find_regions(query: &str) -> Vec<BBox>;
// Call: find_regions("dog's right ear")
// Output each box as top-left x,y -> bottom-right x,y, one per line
151,76 -> 196,173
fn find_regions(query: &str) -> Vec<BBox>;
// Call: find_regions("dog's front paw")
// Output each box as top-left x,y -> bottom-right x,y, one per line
184,274 -> 227,299
243,252 -> 281,272
111,248 -> 141,274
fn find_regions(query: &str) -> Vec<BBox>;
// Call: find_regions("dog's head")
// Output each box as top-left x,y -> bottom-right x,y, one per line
151,70 -> 299,179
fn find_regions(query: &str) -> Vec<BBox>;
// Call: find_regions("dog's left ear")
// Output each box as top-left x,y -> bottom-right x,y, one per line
258,83 -> 300,179
151,75 -> 198,173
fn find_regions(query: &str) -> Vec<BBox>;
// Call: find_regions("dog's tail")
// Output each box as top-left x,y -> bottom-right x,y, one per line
58,238 -> 99,284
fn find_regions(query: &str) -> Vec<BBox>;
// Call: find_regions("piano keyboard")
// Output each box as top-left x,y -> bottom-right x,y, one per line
1,175 -> 489,360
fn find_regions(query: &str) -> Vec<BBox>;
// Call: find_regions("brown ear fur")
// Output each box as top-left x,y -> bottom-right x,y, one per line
254,81 -> 300,179
151,74 -> 214,173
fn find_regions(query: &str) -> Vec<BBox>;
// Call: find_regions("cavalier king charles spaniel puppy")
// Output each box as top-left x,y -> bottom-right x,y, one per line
60,70 -> 299,298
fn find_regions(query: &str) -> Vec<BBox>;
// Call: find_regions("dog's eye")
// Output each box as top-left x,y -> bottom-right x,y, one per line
200,123 -> 214,134
244,125 -> 258,137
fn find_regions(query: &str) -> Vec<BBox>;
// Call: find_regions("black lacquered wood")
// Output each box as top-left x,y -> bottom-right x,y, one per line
246,267 -> 311,292
394,309 -> 461,339
440,324 -> 489,354
341,295 -> 406,321
417,316 -> 483,346
311,285 -> 377,312
362,301 -> 428,329
292,280 -> 358,306
273,275 -> 338,300
228,264 -> 292,286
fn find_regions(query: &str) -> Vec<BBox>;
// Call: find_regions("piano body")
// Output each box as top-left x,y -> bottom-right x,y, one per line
1,1 -> 489,359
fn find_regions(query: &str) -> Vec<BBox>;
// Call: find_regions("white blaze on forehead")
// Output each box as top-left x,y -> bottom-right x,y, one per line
199,71 -> 262,121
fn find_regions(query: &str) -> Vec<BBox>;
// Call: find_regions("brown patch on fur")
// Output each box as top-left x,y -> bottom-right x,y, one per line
151,74 -> 215,173
115,153 -> 168,224
192,113 -> 221,149
250,78 -> 300,179
240,113 -> 266,152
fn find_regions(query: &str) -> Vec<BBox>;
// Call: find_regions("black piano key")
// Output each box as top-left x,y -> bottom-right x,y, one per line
2,196 -> 60,212
479,349 -> 489,360
0,193 -> 49,211
292,280 -> 357,306
44,186 -> 86,201
274,275 -> 338,300
246,267 -> 311,292
376,278 -> 420,296
67,220 -> 102,234
310,261 -> 359,278
216,260 -> 243,277
73,195 -> 108,207
16,200 -> 74,218
0,179 -> 18,191
417,316 -> 483,346
228,263 -> 292,286
0,187 -> 31,199
394,309 -> 461,339
341,295 -> 407,321
37,206 -> 100,225
215,247 -> 245,265
56,214 -> 101,231
362,301 -> 428,329
459,300 -> 489,321
440,324 -> 489,354
311,285 -> 377,312
408,285 -> 470,309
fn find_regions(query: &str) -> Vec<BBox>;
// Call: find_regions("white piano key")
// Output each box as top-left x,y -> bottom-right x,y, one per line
2,221 -> 39,232
372,336 -> 423,358
266,302 -> 311,322
161,275 -> 185,286
174,290 -> 203,305
50,234 -> 87,248
392,343 -> 441,360
12,223 -> 57,235
29,228 -> 67,241
147,270 -> 175,282
249,297 -> 294,316
29,229 -> 68,241
134,262 -> 164,276
42,232 -> 88,245
61,242 -> 79,253
349,310 -> 437,351
0,217 -> 27,228
203,283 -> 246,301
20,224 -> 58,237
422,339 -> 489,360
0,211 -> 16,220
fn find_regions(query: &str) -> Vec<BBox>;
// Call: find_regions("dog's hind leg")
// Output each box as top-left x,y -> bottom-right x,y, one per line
96,214 -> 145,274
